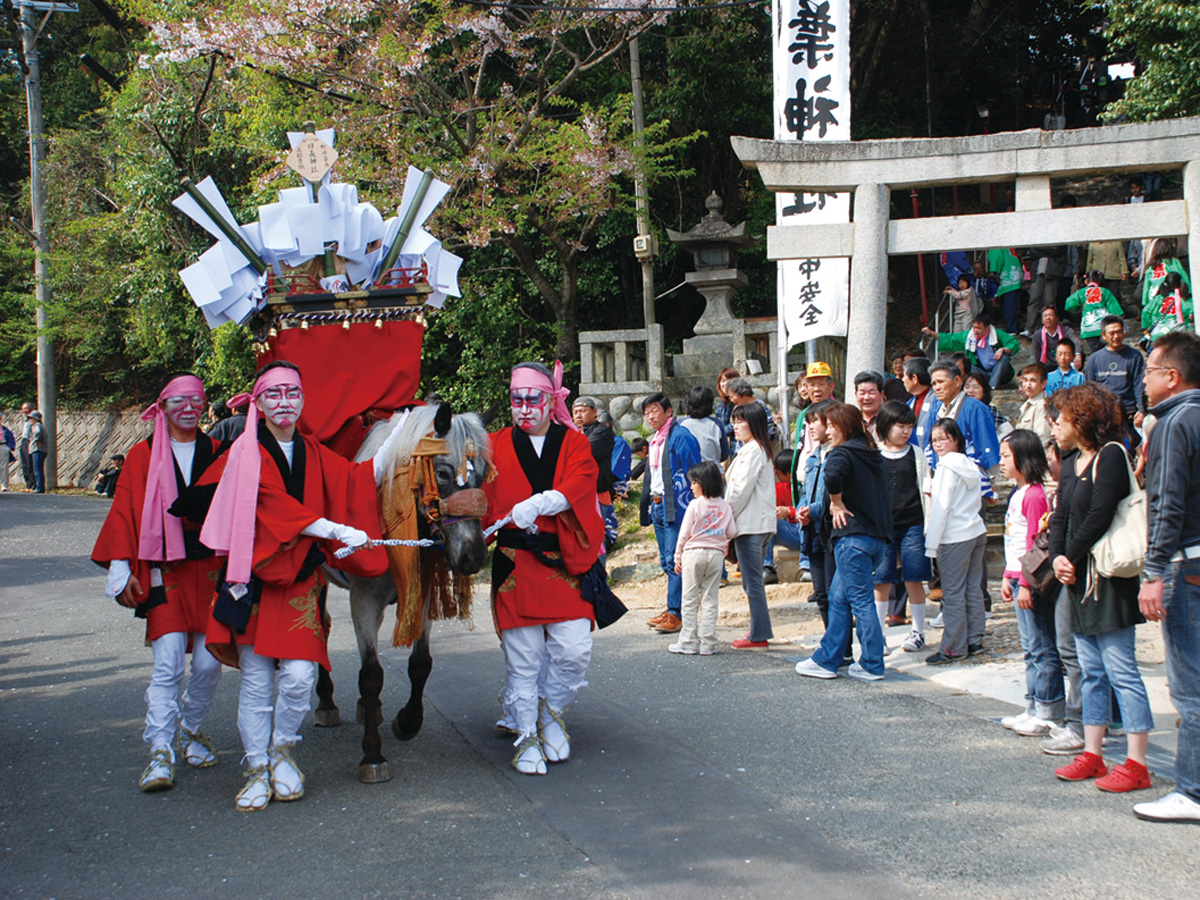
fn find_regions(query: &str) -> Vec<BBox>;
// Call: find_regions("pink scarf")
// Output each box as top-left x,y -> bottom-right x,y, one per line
510,361 -> 578,431
1038,324 -> 1064,364
648,415 -> 673,472
138,375 -> 206,562
200,366 -> 303,583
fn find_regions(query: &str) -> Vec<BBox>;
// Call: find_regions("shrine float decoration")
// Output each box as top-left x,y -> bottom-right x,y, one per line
172,125 -> 460,453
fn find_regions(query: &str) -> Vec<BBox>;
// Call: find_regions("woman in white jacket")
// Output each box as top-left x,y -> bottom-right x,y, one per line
725,403 -> 777,649
925,417 -> 988,664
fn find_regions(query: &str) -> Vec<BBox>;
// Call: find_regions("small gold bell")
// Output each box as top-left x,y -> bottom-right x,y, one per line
374,318 -> 383,329
300,319 -> 310,330
268,327 -> 278,338
342,318 -> 352,330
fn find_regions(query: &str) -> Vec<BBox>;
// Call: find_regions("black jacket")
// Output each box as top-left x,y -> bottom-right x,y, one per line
821,435 -> 892,545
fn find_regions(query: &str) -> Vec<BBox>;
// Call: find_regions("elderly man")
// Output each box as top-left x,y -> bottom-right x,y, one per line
725,377 -> 781,455
17,400 -> 35,490
1134,333 -> 1200,823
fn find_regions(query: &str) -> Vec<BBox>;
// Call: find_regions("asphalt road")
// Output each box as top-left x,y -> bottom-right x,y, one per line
2,492 -> 1197,900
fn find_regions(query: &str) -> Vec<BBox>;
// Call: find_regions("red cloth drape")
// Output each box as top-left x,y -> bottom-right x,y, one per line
258,320 -> 424,444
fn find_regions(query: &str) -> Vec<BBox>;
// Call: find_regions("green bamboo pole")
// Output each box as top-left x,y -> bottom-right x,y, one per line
178,178 -> 267,275
377,168 -> 434,279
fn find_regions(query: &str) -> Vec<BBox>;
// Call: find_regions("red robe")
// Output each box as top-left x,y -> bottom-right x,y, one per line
483,425 -> 603,631
91,435 -> 224,644
201,430 -> 388,669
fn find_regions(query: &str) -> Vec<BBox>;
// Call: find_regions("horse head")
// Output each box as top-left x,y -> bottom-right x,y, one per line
366,403 -> 491,576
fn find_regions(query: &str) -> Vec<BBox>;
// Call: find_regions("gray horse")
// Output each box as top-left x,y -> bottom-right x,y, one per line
315,404 -> 491,782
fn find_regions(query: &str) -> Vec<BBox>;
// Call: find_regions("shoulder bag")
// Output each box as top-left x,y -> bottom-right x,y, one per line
1089,442 -> 1146,579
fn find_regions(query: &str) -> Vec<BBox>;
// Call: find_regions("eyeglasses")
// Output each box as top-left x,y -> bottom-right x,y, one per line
1145,366 -> 1176,375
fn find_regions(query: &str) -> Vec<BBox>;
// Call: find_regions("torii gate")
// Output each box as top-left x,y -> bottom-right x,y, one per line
733,117 -> 1200,397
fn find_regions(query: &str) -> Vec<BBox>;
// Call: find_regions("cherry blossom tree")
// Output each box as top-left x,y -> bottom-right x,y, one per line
129,0 -> 684,362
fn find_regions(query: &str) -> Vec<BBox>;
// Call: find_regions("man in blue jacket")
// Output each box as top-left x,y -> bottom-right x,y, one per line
641,393 -> 701,634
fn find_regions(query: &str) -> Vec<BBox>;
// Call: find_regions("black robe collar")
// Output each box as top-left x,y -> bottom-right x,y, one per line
258,421 -> 306,502
512,424 -> 566,494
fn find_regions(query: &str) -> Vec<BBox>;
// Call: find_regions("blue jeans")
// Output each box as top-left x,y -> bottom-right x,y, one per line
766,519 -> 805,567
735,532 -> 773,641
1074,626 -> 1155,733
650,502 -> 682,616
813,534 -> 887,675
972,352 -> 1014,389
1163,557 -> 1200,801
31,449 -> 46,493
1009,578 -> 1064,721
600,503 -> 617,554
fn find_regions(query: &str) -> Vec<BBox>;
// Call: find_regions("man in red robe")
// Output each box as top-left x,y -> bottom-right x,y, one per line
196,361 -> 393,811
484,361 -> 603,775
91,374 -> 226,792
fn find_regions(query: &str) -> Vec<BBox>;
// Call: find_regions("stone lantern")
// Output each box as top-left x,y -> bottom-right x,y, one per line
666,191 -> 760,377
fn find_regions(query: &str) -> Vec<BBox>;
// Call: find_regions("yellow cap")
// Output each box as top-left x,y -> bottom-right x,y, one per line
805,361 -> 833,379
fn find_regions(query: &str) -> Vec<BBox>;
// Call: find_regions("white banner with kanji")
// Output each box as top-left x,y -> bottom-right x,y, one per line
772,0 -> 851,348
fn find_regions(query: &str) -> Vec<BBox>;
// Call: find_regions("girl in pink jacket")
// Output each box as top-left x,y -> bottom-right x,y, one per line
671,461 -> 739,655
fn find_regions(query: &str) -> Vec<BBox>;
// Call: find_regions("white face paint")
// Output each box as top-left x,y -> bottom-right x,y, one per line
161,395 -> 205,433
511,389 -> 551,435
258,385 -> 304,431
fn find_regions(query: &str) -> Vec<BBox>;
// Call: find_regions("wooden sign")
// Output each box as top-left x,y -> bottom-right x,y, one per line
287,134 -> 338,183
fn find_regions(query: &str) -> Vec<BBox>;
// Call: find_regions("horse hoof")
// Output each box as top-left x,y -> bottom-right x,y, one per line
358,762 -> 392,784
313,708 -> 341,728
392,712 -> 422,742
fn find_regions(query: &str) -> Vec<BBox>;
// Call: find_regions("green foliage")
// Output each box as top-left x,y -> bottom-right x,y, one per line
1098,1 -> 1200,121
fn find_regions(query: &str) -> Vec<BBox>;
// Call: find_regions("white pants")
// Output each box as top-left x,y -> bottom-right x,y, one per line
143,631 -> 222,752
236,647 -> 316,768
501,619 -> 592,739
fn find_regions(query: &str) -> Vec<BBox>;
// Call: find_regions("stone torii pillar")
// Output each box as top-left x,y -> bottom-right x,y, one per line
845,183 -> 889,392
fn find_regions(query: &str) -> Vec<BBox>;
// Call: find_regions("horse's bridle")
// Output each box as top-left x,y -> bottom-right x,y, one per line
407,437 -> 488,542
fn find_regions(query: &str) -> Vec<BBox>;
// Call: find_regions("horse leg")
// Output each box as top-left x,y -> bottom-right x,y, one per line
350,576 -> 392,783
313,664 -> 341,727
393,604 -> 432,741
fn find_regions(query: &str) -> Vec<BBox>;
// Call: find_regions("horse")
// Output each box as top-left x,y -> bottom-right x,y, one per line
313,403 -> 492,783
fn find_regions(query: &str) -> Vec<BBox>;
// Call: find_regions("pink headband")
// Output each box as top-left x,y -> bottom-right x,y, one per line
510,361 -> 577,431
200,366 -> 304,583
138,375 -> 206,561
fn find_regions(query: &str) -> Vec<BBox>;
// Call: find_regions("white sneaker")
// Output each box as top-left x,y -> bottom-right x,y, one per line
846,663 -> 884,682
512,734 -> 547,775
268,743 -> 305,801
1040,727 -> 1085,755
538,700 -> 571,763
139,747 -> 175,792
1001,711 -> 1034,730
1133,791 -> 1200,824
667,643 -> 698,655
795,657 -> 837,679
1013,715 -> 1056,737
901,630 -> 926,652
929,612 -> 944,629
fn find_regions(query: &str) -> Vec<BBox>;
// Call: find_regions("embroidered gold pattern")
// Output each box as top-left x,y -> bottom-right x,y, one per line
497,547 -> 517,593
287,583 -> 325,640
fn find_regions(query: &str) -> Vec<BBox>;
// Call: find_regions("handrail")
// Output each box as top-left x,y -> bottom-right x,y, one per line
920,290 -> 955,359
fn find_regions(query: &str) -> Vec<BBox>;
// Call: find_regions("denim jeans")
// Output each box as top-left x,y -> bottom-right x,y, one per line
734,532 -> 773,642
1162,557 -> 1200,801
973,353 -> 1014,389
1054,585 -> 1084,736
813,534 -> 887,675
31,449 -> 46,493
1009,577 -> 1064,721
650,502 -> 682,616
766,519 -> 805,567
1074,626 -> 1155,733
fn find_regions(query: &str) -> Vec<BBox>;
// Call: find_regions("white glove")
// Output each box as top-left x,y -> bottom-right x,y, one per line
373,410 -> 411,483
302,517 -> 371,548
511,491 -> 570,531
106,560 -> 131,599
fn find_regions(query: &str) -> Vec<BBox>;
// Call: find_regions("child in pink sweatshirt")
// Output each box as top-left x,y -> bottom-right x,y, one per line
671,461 -> 739,655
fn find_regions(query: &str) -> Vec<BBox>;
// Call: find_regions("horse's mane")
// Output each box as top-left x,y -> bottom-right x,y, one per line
358,405 -> 492,509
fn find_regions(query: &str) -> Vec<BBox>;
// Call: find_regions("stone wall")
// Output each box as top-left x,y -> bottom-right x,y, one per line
2,410 -> 150,489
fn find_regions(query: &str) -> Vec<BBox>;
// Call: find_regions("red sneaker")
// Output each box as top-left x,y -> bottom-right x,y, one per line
1096,759 -> 1151,793
1055,752 -> 1108,782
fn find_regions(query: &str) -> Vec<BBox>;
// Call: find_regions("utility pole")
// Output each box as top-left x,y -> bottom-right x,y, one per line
629,37 -> 655,328
18,1 -> 77,489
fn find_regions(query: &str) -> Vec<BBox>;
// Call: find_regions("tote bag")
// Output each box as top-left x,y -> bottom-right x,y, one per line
1089,443 -> 1146,579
